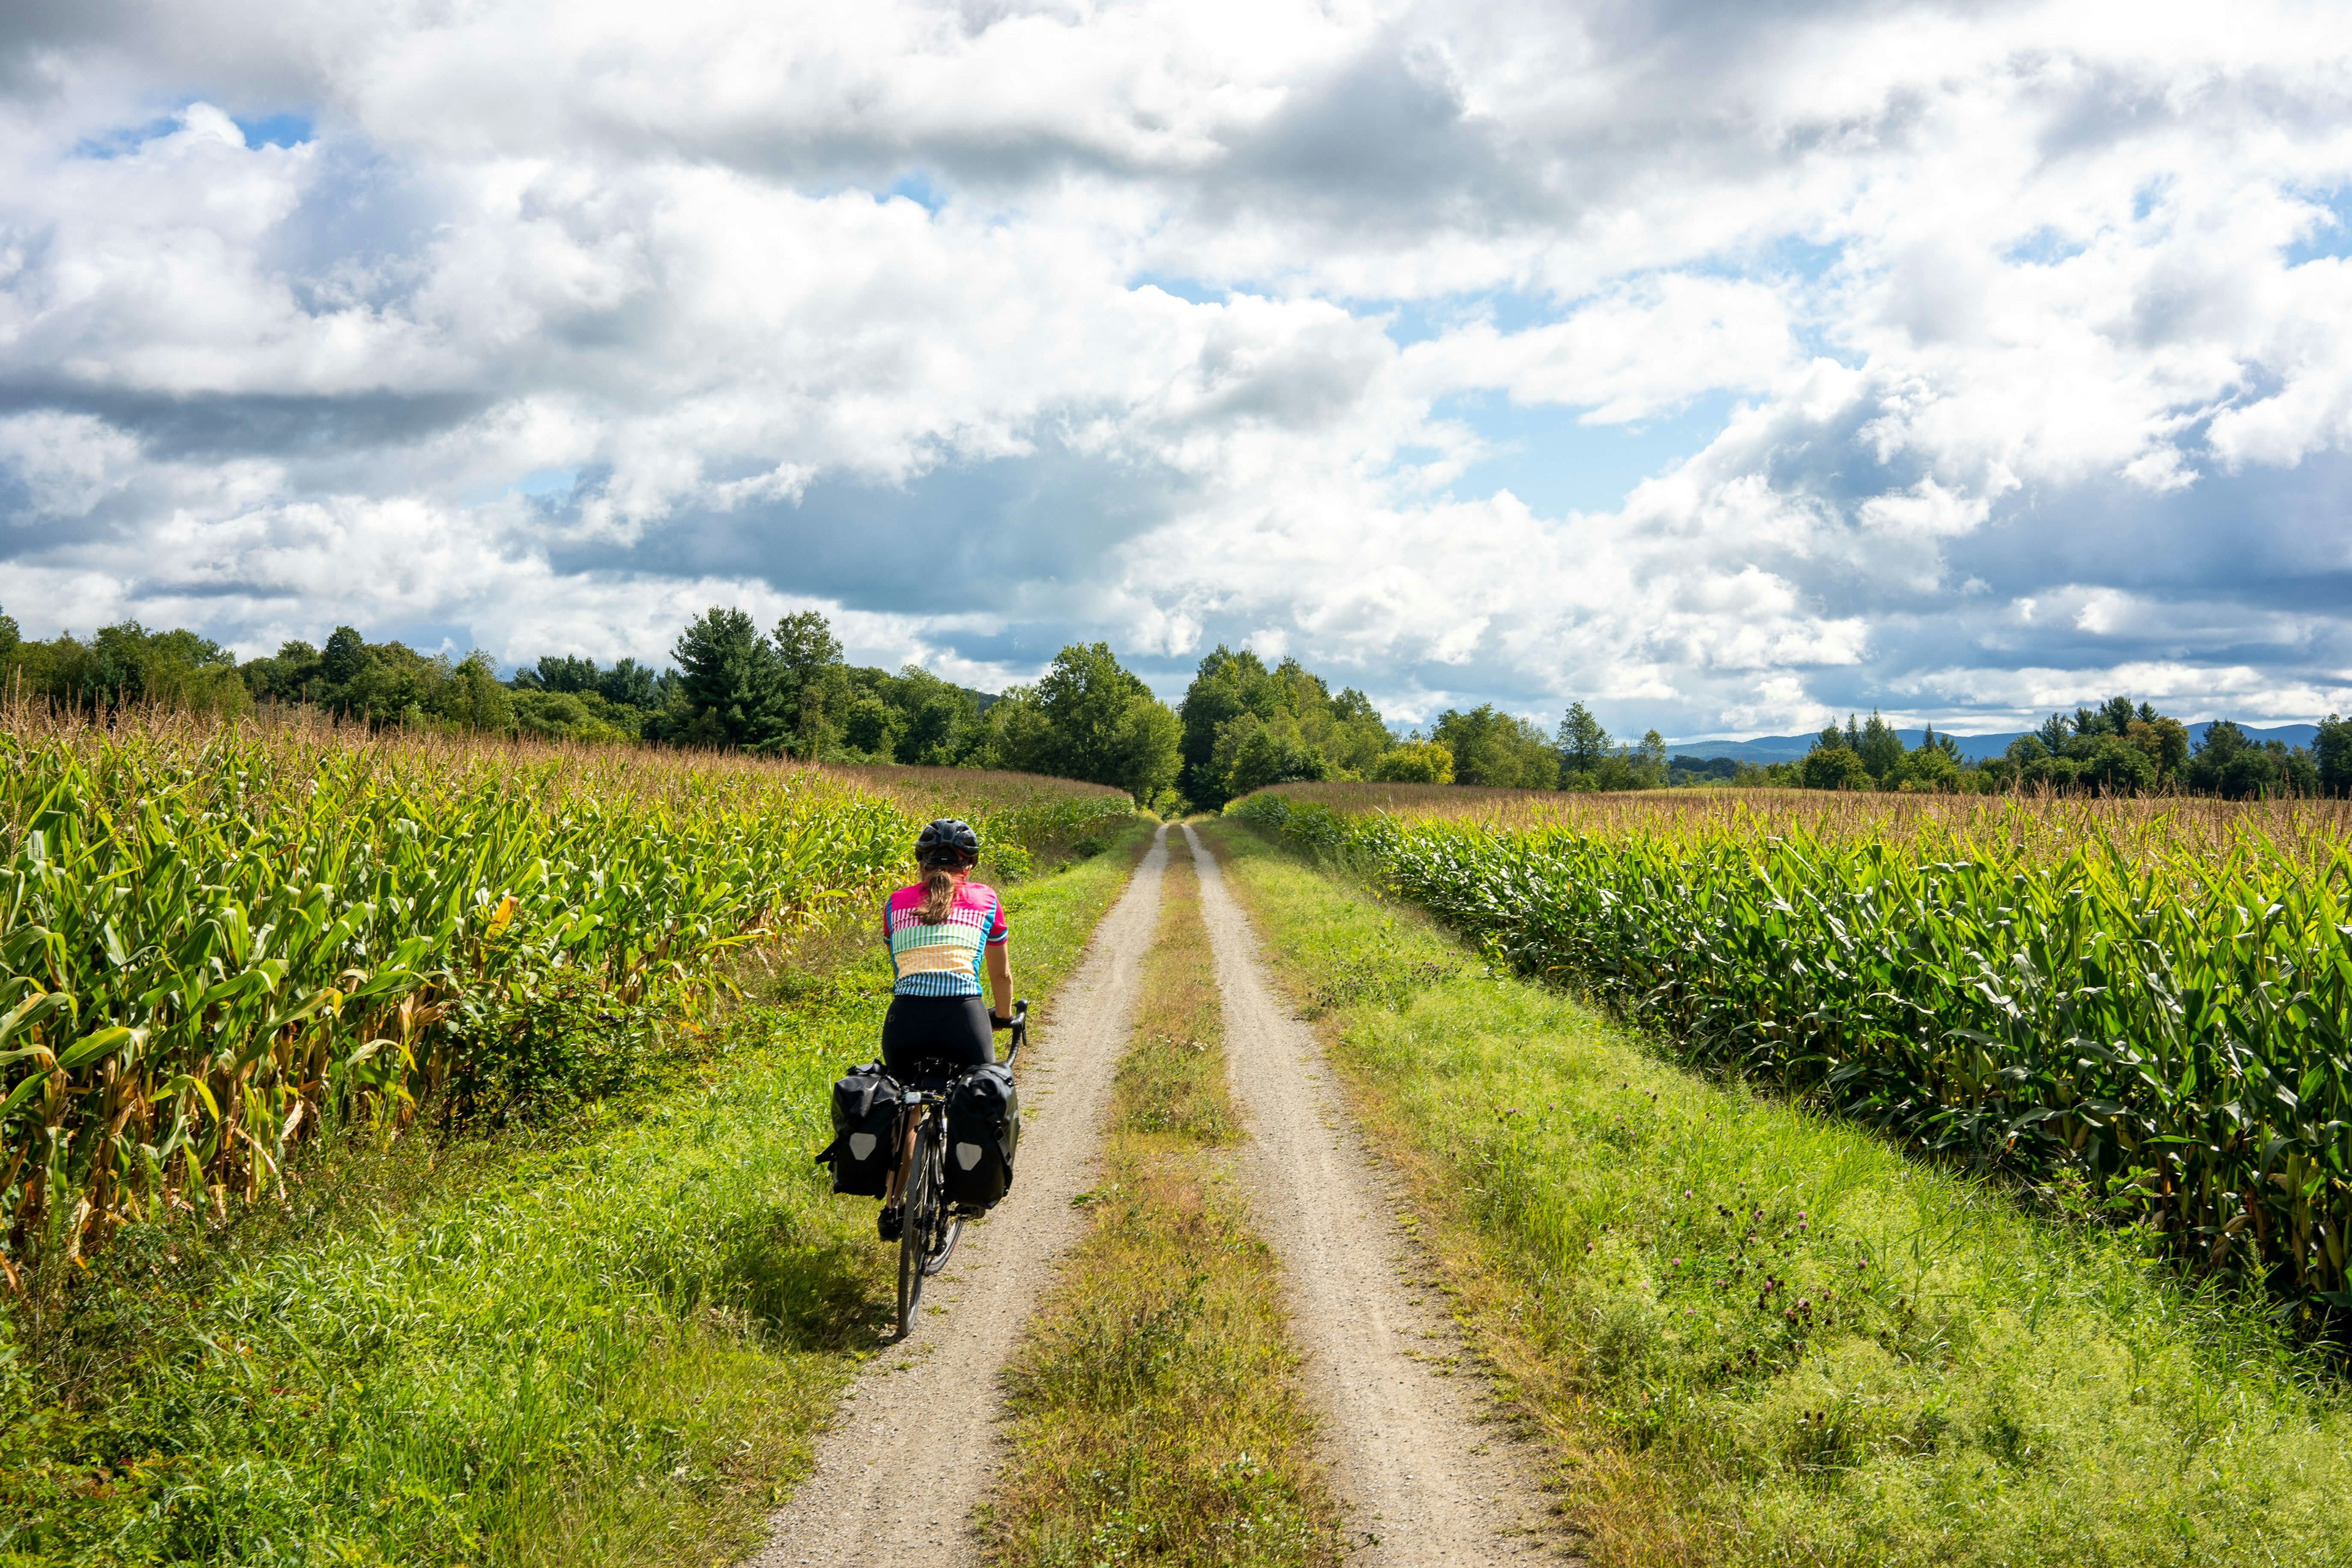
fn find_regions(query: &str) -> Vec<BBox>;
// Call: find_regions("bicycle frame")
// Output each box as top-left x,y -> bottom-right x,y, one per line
889,999 -> 1025,1337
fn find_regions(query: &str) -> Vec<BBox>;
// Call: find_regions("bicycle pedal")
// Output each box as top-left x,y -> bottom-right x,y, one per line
878,1206 -> 903,1242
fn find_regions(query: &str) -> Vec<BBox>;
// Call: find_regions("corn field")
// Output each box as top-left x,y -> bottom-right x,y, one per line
1234,786 -> 2352,1329
0,704 -> 1136,1273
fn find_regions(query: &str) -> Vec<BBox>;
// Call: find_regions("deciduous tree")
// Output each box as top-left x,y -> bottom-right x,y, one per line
1433,705 -> 1559,789
1557,702 -> 1612,779
1371,740 -> 1453,783
1801,745 -> 1872,791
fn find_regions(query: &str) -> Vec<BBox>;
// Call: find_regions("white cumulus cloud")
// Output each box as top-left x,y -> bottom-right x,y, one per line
0,0 -> 2346,739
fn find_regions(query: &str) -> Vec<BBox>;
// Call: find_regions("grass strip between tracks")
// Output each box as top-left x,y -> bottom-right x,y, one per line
1200,819 -> 2352,1568
986,830 -> 1344,1567
0,822 -> 1155,1568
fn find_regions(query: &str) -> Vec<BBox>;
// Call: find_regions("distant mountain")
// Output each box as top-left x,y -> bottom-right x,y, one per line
1666,721 -> 2323,766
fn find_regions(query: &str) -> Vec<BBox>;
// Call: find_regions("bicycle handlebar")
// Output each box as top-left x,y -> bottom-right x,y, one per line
1001,998 -> 1029,1067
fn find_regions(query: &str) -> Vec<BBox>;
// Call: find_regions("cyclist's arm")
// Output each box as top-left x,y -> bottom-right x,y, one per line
986,941 -> 1013,1022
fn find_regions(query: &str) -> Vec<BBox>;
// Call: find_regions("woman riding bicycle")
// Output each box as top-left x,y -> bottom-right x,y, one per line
882,818 -> 1016,1067
878,819 -> 1014,1236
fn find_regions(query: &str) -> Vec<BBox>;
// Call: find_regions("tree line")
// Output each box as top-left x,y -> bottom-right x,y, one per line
0,606 -> 1187,807
1773,699 -> 2351,800
1170,646 -> 1607,805
4,607 -> 2345,801
1171,665 -> 2352,802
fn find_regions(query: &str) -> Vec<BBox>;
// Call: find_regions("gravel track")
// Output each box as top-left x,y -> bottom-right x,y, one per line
1185,823 -> 1558,1564
744,826 -> 1169,1568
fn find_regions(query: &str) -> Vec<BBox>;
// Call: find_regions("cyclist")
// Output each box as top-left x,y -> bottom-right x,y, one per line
878,818 -> 1014,1238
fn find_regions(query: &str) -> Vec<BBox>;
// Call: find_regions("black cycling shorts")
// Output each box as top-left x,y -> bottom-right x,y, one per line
881,994 -> 996,1074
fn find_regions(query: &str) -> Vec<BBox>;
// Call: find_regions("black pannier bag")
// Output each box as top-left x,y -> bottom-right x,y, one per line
942,1064 -> 1020,1210
816,1065 -> 900,1197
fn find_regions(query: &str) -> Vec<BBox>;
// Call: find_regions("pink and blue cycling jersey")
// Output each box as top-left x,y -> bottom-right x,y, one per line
883,878 -> 1009,997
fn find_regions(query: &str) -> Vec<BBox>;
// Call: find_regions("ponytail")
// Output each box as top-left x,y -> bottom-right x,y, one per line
916,862 -> 961,923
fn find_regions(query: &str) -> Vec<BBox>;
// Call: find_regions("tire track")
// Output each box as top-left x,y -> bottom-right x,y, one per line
1184,823 -> 1555,1564
745,825 -> 1169,1568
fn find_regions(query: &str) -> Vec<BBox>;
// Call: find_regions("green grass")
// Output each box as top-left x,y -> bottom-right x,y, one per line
986,832 -> 1344,1568
1227,788 -> 2352,1327
0,823 -> 1153,1567
1202,820 -> 2352,1568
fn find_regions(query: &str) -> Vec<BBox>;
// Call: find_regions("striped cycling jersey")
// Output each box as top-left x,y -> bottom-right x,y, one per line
882,878 -> 1009,997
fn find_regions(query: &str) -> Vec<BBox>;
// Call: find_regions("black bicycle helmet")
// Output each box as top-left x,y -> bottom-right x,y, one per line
916,817 -> 981,867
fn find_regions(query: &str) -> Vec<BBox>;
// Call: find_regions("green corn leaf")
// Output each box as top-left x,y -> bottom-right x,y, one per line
57,1025 -> 138,1071
0,1068 -> 53,1121
164,1072 -> 222,1121
0,989 -> 72,1049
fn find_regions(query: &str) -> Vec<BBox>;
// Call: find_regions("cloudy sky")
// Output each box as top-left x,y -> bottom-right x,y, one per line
2,0 -> 2349,738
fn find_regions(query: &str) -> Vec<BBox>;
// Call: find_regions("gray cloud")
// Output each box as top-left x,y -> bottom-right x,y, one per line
547,437 -> 1190,623
1212,46 -> 1543,238
0,385 -> 491,464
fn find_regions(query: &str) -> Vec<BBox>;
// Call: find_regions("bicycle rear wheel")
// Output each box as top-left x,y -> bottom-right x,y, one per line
924,1204 -> 963,1277
897,1118 -> 939,1337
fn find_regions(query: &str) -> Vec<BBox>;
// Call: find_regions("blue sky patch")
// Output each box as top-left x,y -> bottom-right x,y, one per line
513,467 -> 578,498
2003,227 -> 2087,266
458,467 -> 581,508
2285,187 -> 2352,265
1129,273 -> 1225,305
72,115 -> 182,159
234,112 -> 314,148
1379,288 -> 1561,349
74,107 -> 312,159
1762,235 -> 1844,285
1431,390 -> 1737,516
1678,234 -> 1844,288
886,170 -> 945,212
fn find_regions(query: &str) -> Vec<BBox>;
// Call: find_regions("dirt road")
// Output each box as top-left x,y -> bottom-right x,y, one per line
1185,823 -> 1555,1563
745,826 -> 1169,1568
